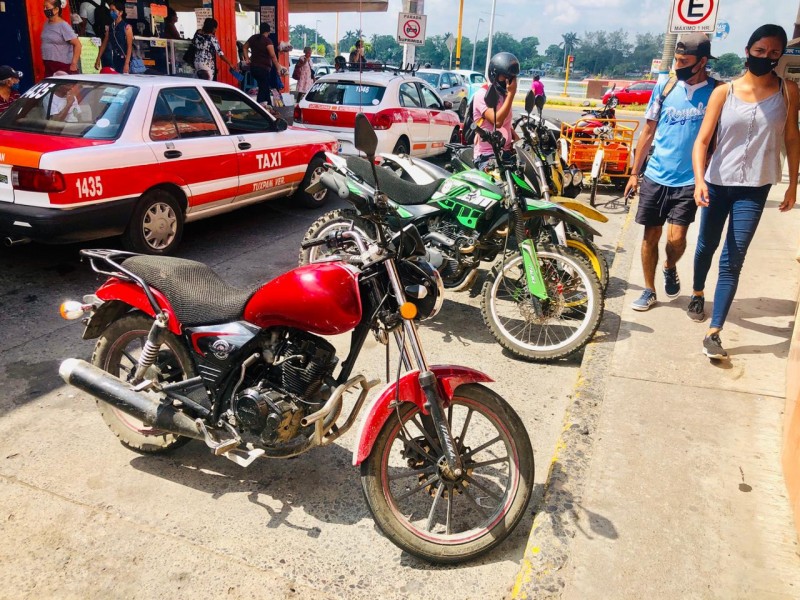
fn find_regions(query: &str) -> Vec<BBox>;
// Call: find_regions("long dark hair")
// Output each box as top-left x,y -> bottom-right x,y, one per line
746,24 -> 788,54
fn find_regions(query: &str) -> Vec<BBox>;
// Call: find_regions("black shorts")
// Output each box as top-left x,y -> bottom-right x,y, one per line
635,175 -> 697,227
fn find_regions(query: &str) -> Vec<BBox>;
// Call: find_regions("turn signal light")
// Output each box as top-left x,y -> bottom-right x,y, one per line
293,105 -> 302,123
399,302 -> 418,320
60,300 -> 88,320
12,166 -> 66,193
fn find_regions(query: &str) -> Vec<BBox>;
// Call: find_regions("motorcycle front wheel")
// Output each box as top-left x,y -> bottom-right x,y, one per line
92,313 -> 196,453
361,384 -> 533,564
298,208 -> 378,265
481,245 -> 604,362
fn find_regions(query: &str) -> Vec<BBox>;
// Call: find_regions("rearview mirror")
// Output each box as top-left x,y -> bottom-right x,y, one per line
275,118 -> 288,132
524,90 -> 535,114
354,112 -> 378,159
443,100 -> 453,109
485,85 -> 499,109
440,83 -> 451,90
534,94 -> 545,112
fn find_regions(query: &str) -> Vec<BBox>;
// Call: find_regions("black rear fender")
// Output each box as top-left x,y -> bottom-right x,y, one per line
82,300 -> 134,340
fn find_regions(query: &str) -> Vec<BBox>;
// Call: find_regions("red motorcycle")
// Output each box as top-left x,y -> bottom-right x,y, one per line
58,115 -> 534,564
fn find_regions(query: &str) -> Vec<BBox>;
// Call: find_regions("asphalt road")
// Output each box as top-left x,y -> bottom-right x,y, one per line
0,163 -> 630,598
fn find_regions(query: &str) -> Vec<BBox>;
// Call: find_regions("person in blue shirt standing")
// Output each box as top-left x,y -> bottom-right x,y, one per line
624,33 -> 717,311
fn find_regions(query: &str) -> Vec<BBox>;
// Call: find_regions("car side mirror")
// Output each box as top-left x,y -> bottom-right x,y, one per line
440,83 -> 451,90
354,112 -> 378,159
524,90 -> 535,114
275,118 -> 288,132
443,100 -> 453,110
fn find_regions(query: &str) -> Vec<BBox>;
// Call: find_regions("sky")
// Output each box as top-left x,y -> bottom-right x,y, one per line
287,0 -> 799,59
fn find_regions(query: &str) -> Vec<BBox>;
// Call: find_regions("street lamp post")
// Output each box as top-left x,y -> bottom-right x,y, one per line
485,0 -> 497,78
471,17 -> 483,71
315,19 -> 321,51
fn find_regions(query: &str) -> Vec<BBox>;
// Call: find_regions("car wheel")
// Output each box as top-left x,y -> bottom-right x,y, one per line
458,101 -> 466,121
296,155 -> 331,209
121,189 -> 184,255
393,137 -> 410,156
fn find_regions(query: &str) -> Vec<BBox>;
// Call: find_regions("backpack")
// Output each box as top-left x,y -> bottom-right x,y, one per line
85,0 -> 111,37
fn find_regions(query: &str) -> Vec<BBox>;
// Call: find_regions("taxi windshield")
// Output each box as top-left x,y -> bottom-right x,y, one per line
0,80 -> 138,140
303,81 -> 385,106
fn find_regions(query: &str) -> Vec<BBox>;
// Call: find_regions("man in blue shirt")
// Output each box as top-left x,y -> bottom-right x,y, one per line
625,33 -> 716,311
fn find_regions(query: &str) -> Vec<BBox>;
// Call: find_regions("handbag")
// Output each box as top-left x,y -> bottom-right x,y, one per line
129,56 -> 146,74
291,59 -> 302,81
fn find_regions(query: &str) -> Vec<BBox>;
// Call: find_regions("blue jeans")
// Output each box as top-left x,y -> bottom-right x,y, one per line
692,182 -> 771,329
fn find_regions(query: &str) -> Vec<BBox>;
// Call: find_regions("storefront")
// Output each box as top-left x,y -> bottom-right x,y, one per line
1,0 -> 387,89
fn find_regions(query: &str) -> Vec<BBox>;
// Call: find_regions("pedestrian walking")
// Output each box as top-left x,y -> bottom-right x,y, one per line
242,22 -> 285,105
689,24 -> 799,359
531,74 -> 544,97
94,1 -> 132,74
293,46 -> 313,103
41,0 -> 82,76
0,66 -> 22,116
191,18 -> 238,81
625,33 -> 718,312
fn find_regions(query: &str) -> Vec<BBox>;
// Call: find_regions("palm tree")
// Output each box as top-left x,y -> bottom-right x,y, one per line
560,32 -> 580,69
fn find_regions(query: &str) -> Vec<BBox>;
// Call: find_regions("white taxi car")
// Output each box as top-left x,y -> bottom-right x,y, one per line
0,74 -> 338,255
292,70 -> 461,158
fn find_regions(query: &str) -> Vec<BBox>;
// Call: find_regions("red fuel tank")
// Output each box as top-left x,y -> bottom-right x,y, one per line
244,262 -> 363,335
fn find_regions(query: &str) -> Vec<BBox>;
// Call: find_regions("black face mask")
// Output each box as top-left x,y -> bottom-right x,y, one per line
494,79 -> 508,93
747,54 -> 779,77
44,8 -> 55,17
675,61 -> 700,82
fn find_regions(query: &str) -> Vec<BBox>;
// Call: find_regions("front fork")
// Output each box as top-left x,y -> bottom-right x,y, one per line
505,169 -> 549,302
384,258 -> 464,477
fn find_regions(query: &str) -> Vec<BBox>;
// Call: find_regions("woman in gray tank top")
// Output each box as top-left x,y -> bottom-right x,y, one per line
688,24 -> 799,360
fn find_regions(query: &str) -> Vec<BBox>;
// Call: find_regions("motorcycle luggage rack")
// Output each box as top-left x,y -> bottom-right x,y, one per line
79,249 -> 164,318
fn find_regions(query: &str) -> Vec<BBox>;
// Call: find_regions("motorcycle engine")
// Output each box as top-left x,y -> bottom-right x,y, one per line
232,331 -> 337,446
425,219 -> 476,280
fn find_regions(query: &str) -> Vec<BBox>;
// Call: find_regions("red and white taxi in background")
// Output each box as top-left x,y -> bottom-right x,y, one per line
0,74 -> 338,255
293,69 -> 461,157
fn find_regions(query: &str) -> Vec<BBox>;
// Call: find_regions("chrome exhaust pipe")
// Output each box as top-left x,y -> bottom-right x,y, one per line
4,236 -> 31,247
59,358 -> 204,440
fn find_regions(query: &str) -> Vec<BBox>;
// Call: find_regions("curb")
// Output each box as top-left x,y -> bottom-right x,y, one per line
509,198 -> 641,599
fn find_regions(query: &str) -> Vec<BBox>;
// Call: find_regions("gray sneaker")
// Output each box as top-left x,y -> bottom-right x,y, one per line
687,295 -> 705,322
631,289 -> 657,311
703,333 -> 728,359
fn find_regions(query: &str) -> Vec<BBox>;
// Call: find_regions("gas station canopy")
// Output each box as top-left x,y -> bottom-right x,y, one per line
167,0 -> 388,11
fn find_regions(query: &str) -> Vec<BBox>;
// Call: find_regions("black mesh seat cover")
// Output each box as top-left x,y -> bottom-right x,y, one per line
345,156 -> 442,205
122,255 -> 257,326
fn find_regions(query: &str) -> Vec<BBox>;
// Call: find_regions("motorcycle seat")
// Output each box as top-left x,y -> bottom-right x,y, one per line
456,146 -> 474,166
122,255 -> 257,326
346,156 -> 442,206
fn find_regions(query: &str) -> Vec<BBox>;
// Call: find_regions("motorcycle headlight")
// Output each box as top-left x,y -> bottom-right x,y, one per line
397,258 -> 444,321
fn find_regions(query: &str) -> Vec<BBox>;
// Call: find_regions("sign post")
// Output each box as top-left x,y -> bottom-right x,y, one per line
397,12 -> 427,46
445,34 -> 455,69
562,54 -> 574,97
669,0 -> 720,33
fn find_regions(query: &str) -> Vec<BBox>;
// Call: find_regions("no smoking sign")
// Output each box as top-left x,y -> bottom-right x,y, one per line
397,12 -> 427,46
669,0 -> 720,33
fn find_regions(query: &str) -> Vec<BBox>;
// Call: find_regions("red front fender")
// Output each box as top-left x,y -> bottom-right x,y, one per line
352,365 -> 493,466
95,278 -> 182,335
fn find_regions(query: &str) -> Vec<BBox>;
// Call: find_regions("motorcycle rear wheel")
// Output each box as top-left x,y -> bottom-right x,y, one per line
361,384 -> 533,564
92,313 -> 196,454
298,208 -> 378,265
481,245 -> 604,362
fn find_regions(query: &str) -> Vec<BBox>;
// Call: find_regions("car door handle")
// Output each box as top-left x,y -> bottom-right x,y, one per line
238,142 -> 251,150
163,150 -> 182,159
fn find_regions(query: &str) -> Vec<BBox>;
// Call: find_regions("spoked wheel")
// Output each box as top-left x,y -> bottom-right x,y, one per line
566,234 -> 609,291
481,245 -> 604,362
297,208 -> 378,265
92,313 -> 196,453
361,384 -> 534,564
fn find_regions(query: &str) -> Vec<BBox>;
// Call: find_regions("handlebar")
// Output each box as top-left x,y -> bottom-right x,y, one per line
300,229 -> 370,255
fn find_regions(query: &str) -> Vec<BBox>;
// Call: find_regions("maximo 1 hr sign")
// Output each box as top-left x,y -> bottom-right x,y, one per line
669,0 -> 720,33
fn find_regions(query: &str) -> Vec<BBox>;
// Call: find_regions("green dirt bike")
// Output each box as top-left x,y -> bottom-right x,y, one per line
300,115 -> 604,362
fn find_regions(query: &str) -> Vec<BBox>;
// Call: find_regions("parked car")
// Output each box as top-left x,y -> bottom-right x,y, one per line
0,75 -> 338,255
602,80 -> 656,105
416,68 -> 469,120
293,70 -> 461,157
453,69 -> 488,103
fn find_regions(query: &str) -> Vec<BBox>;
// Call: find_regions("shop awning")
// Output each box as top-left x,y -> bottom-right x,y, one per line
168,0 -> 388,12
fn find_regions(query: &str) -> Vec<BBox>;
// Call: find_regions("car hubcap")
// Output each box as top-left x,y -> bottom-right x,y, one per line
142,202 -> 177,250
310,166 -> 326,201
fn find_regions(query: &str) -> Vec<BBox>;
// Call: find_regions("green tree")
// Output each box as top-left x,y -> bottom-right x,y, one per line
518,36 -> 540,69
544,43 -> 562,67
560,32 -> 580,68
715,53 -> 745,77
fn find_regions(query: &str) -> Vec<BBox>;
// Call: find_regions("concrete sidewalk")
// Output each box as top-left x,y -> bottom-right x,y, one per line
513,182 -> 800,598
